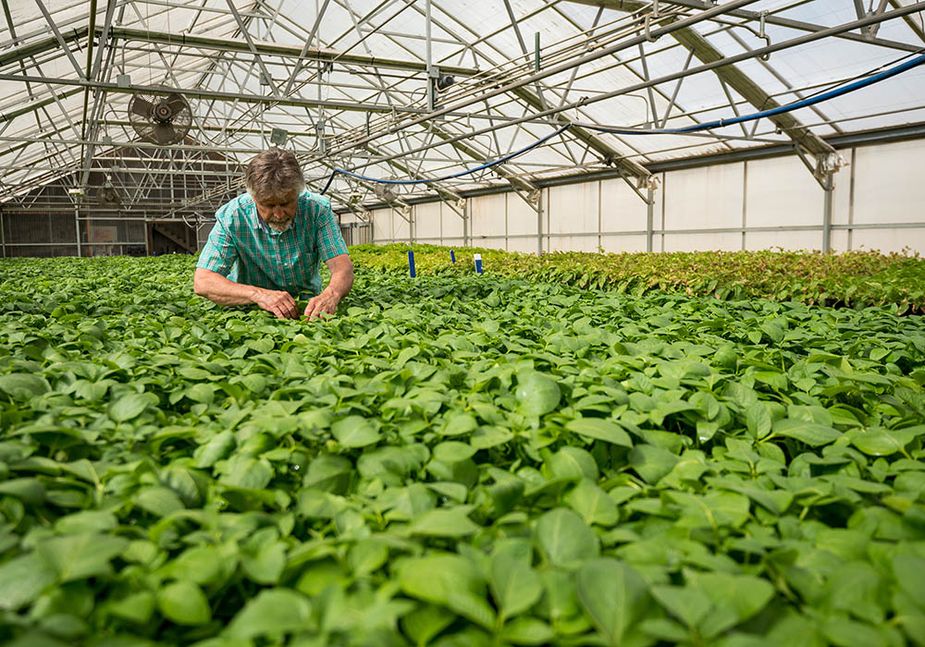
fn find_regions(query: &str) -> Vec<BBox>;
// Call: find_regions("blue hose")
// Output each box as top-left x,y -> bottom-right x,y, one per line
588,52 -> 925,136
319,51 -> 924,194
320,123 -> 572,194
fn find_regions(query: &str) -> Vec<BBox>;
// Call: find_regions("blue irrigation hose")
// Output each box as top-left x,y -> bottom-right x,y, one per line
317,51 -> 923,194
319,123 -> 572,194
587,52 -> 925,136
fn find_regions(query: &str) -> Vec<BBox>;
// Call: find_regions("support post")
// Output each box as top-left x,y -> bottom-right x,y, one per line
74,205 -> 81,257
822,171 -> 834,253
646,186 -> 654,252
536,189 -> 544,255
0,210 -> 5,257
463,200 -> 470,247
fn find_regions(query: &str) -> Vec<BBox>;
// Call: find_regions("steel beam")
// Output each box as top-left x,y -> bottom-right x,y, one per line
570,0 -> 834,157
104,26 -> 479,76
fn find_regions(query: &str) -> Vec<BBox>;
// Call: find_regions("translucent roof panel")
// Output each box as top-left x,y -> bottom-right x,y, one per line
0,0 -> 923,213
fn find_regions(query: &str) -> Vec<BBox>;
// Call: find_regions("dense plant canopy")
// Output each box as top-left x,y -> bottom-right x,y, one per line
0,253 -> 924,646
353,245 -> 925,313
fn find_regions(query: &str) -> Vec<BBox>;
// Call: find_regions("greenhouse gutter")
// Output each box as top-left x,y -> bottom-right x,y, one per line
345,122 -> 925,212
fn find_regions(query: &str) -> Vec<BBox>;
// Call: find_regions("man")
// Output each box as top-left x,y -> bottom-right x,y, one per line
193,148 -> 354,319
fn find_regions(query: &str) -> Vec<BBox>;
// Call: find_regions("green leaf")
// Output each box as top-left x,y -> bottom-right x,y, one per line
409,507 -> 480,537
535,508 -> 599,569
490,540 -> 543,619
515,371 -> 561,416
0,373 -> 49,400
500,617 -> 555,645
169,545 -> 227,585
399,553 -> 494,627
851,428 -> 914,456
241,540 -> 286,584
36,533 -> 129,582
226,588 -> 313,639
576,558 -> 651,645
745,402 -> 772,439
565,479 -> 619,526
686,571 -> 775,637
108,591 -> 156,624
628,444 -> 678,484
331,415 -> 381,448
772,419 -> 841,447
220,455 -> 273,489
135,486 -> 185,517
109,392 -> 154,422
651,585 -> 711,628
0,553 -> 56,610
564,418 -> 633,447
893,553 -> 925,607
157,580 -> 211,626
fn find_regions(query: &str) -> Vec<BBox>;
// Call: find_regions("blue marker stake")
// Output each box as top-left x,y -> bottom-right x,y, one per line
408,249 -> 416,278
450,249 -> 456,264
474,253 -> 483,274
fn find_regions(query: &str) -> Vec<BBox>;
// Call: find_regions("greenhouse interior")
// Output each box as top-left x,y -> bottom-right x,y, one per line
1,0 -> 925,645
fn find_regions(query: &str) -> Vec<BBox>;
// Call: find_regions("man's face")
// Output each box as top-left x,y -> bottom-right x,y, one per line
254,190 -> 299,231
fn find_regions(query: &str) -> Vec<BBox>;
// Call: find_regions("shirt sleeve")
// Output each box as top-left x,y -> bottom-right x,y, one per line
196,216 -> 238,275
314,197 -> 349,262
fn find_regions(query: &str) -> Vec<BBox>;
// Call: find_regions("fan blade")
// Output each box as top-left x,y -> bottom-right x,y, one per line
166,94 -> 188,116
130,96 -> 154,119
153,123 -> 179,145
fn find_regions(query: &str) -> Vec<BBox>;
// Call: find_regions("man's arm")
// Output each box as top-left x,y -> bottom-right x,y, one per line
194,268 -> 299,319
304,253 -> 354,319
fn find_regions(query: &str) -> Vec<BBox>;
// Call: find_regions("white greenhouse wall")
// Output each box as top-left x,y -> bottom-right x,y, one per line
365,139 -> 924,254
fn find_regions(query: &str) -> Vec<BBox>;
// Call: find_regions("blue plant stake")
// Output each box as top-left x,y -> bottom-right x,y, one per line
408,249 -> 416,278
474,253 -> 483,274
450,249 -> 456,264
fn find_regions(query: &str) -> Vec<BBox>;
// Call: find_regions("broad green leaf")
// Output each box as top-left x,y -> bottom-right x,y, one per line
109,392 -> 154,422
0,553 -> 56,610
628,444 -> 678,484
686,571 -> 775,638
490,540 -> 542,619
566,479 -> 619,526
226,588 -> 312,639
0,373 -> 49,400
515,371 -> 561,416
157,580 -> 211,626
169,545 -> 226,585
564,418 -> 632,447
220,455 -> 273,490
851,428 -> 914,456
108,591 -> 156,624
773,419 -> 841,447
500,617 -> 554,645
535,508 -> 599,569
577,558 -> 651,645
331,415 -> 381,448
36,533 -> 128,582
399,553 -> 494,626
409,507 -> 480,537
651,585 -> 711,628
135,486 -> 185,517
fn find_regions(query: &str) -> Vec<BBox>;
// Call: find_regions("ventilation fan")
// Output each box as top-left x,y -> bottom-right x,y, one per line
128,91 -> 192,145
95,177 -> 121,207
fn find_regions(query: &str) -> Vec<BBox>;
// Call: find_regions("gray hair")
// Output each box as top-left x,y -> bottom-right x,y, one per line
244,148 -> 305,201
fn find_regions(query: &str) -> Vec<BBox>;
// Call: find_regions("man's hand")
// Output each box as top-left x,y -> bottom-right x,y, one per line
303,290 -> 340,320
251,287 -> 299,319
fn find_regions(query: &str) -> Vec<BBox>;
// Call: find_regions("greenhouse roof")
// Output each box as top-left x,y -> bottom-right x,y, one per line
0,0 -> 923,219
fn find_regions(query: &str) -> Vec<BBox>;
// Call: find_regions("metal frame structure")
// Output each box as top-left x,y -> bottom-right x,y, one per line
0,0 -> 923,256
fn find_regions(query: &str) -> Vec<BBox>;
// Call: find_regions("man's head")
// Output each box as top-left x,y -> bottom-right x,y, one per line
245,148 -> 305,231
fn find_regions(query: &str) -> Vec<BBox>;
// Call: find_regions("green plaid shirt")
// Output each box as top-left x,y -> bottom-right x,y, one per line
197,190 -> 348,297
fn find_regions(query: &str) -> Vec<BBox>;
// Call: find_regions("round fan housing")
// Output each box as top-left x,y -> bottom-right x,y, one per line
128,91 -> 192,145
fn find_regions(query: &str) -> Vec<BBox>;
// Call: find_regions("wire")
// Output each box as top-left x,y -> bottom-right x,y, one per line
319,123 -> 571,195
316,50 -> 924,195
585,51 -> 925,136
